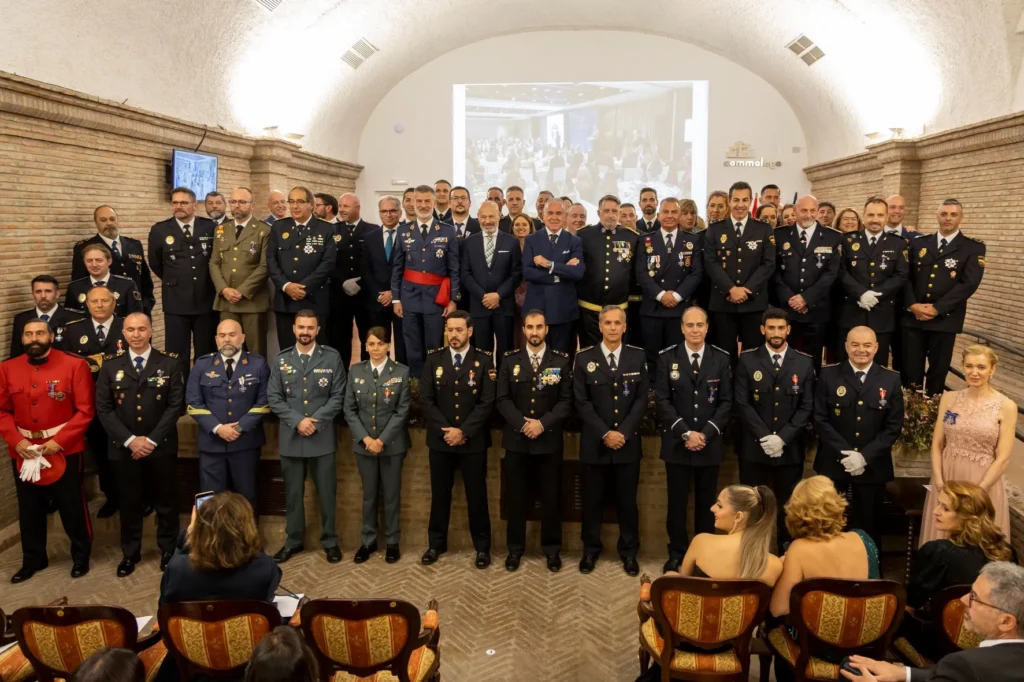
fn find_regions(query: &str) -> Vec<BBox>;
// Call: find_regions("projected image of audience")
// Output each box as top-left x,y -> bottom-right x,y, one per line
456,81 -> 707,214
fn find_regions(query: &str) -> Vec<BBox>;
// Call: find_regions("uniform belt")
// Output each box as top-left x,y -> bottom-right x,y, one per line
402,269 -> 451,307
18,421 -> 68,440
578,300 -> 628,312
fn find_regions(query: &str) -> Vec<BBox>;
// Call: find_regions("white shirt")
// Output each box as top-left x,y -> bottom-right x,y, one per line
449,346 -> 468,366
938,230 -> 960,247
220,353 -> 241,369
295,344 -> 316,362
683,343 -> 705,368
370,359 -> 388,376
174,218 -> 194,231
656,228 -> 684,302
99,233 -> 122,256
453,217 -> 470,235
767,344 -> 788,365
732,214 -> 749,233
417,221 -> 432,233
885,224 -> 904,235
92,316 -> 113,337
849,361 -> 873,381
90,273 -> 111,286
797,222 -> 817,246
543,227 -> 563,278
643,218 -> 657,232
35,306 -> 58,320
124,345 -> 157,447
328,216 -> 340,224
381,226 -> 398,246
527,345 -> 546,367
865,229 -> 885,246
600,342 -> 622,367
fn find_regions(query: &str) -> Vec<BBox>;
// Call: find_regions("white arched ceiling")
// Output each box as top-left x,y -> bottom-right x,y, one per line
0,0 -> 1016,165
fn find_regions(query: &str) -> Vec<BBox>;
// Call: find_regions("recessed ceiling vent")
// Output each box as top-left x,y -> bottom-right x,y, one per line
342,38 -> 380,70
786,35 -> 825,66
252,0 -> 283,12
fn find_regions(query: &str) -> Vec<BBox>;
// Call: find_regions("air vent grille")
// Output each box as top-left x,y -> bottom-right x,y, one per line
342,38 -> 379,70
253,0 -> 283,12
786,35 -> 825,66
787,35 -> 813,54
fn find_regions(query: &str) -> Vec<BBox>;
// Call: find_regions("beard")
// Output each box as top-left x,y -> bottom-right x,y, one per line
527,334 -> 544,348
296,333 -> 314,346
25,341 -> 51,358
767,336 -> 786,349
219,343 -> 239,357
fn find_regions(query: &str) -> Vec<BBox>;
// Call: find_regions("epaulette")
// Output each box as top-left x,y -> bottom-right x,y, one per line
963,234 -> 984,245
879,365 -> 900,374
740,347 -> 759,353
275,347 -> 295,356
791,349 -> 813,358
825,226 -> 842,234
111,273 -> 132,281
822,362 -> 840,368
710,344 -> 731,355
476,348 -> 492,356
165,351 -> 179,359
504,349 -> 520,356
551,349 -> 568,358
659,345 -> 678,354
626,344 -> 644,351
427,347 -> 444,355
622,225 -> 638,235
64,318 -> 87,326
102,352 -> 120,360
74,237 -> 91,246
578,345 -> 594,353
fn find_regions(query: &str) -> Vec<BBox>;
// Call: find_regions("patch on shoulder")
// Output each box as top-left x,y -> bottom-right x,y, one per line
165,351 -> 179,359
822,362 -> 841,368
659,345 -> 678,354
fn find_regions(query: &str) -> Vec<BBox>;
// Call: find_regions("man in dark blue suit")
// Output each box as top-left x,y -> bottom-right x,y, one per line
461,201 -> 522,360
362,196 -> 406,365
522,199 -> 585,354
391,185 -> 460,377
450,186 -> 481,314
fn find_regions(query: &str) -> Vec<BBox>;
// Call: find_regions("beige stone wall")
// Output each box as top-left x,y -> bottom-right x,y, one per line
0,72 -> 362,531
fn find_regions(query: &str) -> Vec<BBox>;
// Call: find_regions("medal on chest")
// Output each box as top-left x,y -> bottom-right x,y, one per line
383,387 -> 392,404
878,387 -> 887,408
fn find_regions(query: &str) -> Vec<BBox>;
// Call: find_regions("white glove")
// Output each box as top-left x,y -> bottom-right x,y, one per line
849,466 -> 866,477
857,291 -> 881,310
342,277 -> 362,296
19,454 -> 50,483
759,434 -> 785,457
840,450 -> 867,473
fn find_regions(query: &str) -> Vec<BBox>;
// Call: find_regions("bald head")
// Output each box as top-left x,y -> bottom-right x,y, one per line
215,319 -> 245,358
338,193 -> 361,223
123,312 -> 153,352
267,190 -> 288,219
886,194 -> 906,227
229,187 -> 254,222
845,326 -> 878,368
795,195 -> 819,228
477,200 -> 500,234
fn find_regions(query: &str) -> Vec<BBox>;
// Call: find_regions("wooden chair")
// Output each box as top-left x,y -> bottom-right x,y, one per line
299,598 -> 440,682
637,573 -> 771,682
765,578 -> 906,682
12,603 -> 166,682
157,600 -> 282,680
891,584 -> 978,667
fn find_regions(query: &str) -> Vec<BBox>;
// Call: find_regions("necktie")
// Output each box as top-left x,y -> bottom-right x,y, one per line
457,223 -> 465,238
225,358 -> 235,380
300,354 -> 308,368
40,313 -> 49,322
485,234 -> 495,267
647,221 -> 653,232
183,224 -> 192,240
939,237 -> 948,251
385,230 -> 394,261
95,280 -> 106,287
799,230 -> 808,248
454,353 -> 462,371
372,367 -> 379,383
691,352 -> 699,375
549,233 -> 558,247
773,353 -> 782,371
421,224 -> 429,240
96,324 -> 105,343
531,353 -> 541,373
608,352 -> 618,373
134,356 -> 144,373
111,240 -> 121,259
666,234 -> 674,252
869,235 -> 877,247
735,221 -> 743,239
235,222 -> 244,239
855,370 -> 866,384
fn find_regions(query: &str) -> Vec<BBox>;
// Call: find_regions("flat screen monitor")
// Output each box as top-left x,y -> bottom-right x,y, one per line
172,149 -> 218,199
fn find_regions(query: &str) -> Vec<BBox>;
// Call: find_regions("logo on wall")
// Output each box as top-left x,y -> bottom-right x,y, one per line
724,141 -> 782,169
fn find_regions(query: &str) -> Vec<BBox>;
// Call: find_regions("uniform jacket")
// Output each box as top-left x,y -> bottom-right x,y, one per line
64,274 -> 143,318
636,230 -> 704,317
772,223 -> 843,322
147,216 -> 217,315
361,226 -> 399,310
903,233 -> 985,333
434,207 -> 453,224
331,219 -> 378,290
390,219 -> 461,314
95,348 -> 184,460
813,362 -> 904,484
654,343 -> 733,465
733,346 -> 815,466
522,228 -> 585,325
460,230 -> 522,318
702,217 -> 776,312
573,344 -> 649,464
0,350 -> 94,455
57,315 -> 124,376
186,351 -> 271,453
343,358 -> 411,457
267,344 -> 346,458
9,306 -> 77,359
637,217 -> 662,234
72,234 -> 155,313
420,346 -> 495,453
209,216 -> 272,313
266,216 -> 339,314
839,230 -> 910,333
575,225 -> 638,310
496,347 -> 573,455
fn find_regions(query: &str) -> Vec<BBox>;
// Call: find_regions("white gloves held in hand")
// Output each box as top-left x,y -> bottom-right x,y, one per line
857,291 -> 881,310
841,450 -> 867,476
759,434 -> 785,457
19,452 -> 52,483
342,278 -> 362,296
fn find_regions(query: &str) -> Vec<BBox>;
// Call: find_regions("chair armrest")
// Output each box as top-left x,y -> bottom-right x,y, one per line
637,573 -> 654,621
288,597 -> 311,627
136,629 -> 163,651
414,599 -> 440,648
47,597 -> 69,606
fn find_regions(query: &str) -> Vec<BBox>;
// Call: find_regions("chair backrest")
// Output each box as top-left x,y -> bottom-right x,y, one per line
157,600 -> 281,680
12,605 -> 138,681
931,585 -> 980,656
789,579 -> 905,664
300,599 -> 422,681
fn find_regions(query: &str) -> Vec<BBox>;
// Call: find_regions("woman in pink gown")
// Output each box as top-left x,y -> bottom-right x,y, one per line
919,345 -> 1016,545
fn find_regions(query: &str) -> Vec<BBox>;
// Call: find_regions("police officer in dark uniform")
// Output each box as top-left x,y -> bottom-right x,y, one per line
148,186 -> 218,360
902,199 -> 986,395
654,306 -> 733,573
65,242 -> 143,318
329,192 -> 378,364
419,311 -> 496,569
575,195 -> 638,348
72,205 -> 155,314
813,326 -> 904,546
636,197 -> 704,370
267,186 -> 339,350
574,306 -> 648,576
496,310 -> 573,572
734,307 -> 815,544
837,197 -> 909,365
772,196 -> 843,370
94,312 -> 183,577
702,181 -> 776,363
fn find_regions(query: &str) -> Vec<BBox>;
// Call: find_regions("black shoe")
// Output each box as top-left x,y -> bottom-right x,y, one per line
475,552 -> 491,569
504,553 -> 521,572
71,563 -> 89,578
273,546 -> 303,564
354,543 -> 376,564
143,506 -> 154,517
324,546 -> 342,564
579,554 -> 597,574
46,498 -> 58,515
547,554 -> 562,573
663,557 -> 682,574
385,544 -> 401,563
116,557 -> 138,578
160,552 -> 174,572
420,548 -> 444,565
622,557 -> 640,577
11,566 -> 39,583
96,500 -> 118,519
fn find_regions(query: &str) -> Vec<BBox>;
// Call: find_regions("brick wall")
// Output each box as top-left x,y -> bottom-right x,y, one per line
0,72 -> 362,532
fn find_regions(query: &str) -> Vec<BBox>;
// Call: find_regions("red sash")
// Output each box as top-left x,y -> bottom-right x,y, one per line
402,269 -> 451,307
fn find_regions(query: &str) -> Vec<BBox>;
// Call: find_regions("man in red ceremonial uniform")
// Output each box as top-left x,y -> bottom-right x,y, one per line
0,319 -> 94,583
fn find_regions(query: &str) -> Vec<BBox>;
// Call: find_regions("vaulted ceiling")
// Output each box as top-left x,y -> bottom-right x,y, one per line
3,0 -> 1022,165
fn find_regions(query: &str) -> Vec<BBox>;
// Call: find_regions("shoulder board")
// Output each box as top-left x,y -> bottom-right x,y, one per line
879,365 -> 900,374
824,226 -> 841,233
165,351 -> 179,359
204,351 -> 220,358
659,345 -> 678,354
551,349 -> 569,358
791,349 -> 813,358
68,276 -> 90,285
740,347 -> 759,354
102,352 -> 118,360
578,345 -> 594,353
710,345 -> 731,355
427,347 -> 444,355
275,347 -> 295,356
626,344 -> 644,351
504,349 -> 520,356
74,238 -> 91,246
822,362 -> 841,368
111,274 -> 132,281
963,234 -> 983,244
64,318 -> 87,326
475,348 -> 492,356
622,225 -> 638,235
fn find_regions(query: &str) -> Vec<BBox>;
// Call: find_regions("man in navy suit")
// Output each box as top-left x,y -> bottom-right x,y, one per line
391,185 -> 460,377
449,186 -> 481,240
522,199 -> 585,354
461,201 -> 522,360
362,196 -> 406,365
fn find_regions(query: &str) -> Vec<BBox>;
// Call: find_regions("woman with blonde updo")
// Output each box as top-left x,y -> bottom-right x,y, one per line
918,345 -> 1015,545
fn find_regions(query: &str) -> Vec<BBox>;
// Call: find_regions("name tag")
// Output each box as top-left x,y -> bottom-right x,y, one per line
497,250 -> 510,253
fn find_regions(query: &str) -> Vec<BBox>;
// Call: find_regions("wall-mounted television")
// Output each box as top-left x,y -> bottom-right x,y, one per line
171,149 -> 218,199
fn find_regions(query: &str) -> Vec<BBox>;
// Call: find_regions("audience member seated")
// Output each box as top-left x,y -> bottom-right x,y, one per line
69,648 -> 144,682
160,492 -> 281,604
243,626 -> 318,682
672,485 -> 783,585
770,475 -> 880,619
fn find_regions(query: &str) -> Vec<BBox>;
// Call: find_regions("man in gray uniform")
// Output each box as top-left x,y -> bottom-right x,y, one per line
267,310 -> 347,564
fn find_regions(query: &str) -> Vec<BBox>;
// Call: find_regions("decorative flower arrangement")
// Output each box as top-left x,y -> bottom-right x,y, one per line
898,386 -> 942,455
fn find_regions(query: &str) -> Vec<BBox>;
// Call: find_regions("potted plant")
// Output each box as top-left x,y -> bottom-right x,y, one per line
894,386 -> 941,477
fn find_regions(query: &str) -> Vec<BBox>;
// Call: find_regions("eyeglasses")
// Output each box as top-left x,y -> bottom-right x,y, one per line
286,199 -> 310,205
227,200 -> 251,206
379,209 -> 400,214
170,201 -> 193,207
968,590 -> 1010,613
